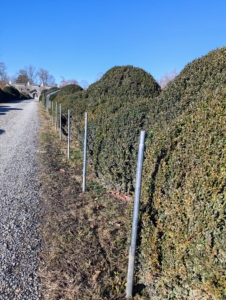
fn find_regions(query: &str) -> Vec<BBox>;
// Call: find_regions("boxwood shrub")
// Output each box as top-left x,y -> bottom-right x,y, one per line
2,86 -> 21,100
139,87 -> 226,299
137,47 -> 226,299
68,65 -> 161,192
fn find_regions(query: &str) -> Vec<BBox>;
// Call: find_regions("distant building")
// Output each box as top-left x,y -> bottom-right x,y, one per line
9,82 -> 52,99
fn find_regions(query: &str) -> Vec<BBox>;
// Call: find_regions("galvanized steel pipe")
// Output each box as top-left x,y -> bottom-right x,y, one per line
59,103 -> 62,141
55,102 -> 58,131
82,112 -> 88,192
126,130 -> 146,298
68,109 -> 70,159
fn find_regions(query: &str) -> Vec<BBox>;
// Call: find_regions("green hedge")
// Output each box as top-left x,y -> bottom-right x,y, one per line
139,87 -> 226,299
137,47 -> 226,298
54,84 -> 83,100
42,48 -> 226,298
66,65 -> 161,192
39,87 -> 58,106
0,85 -> 30,102
0,89 -> 7,102
85,65 -> 161,105
2,86 -> 21,100
144,47 -> 226,130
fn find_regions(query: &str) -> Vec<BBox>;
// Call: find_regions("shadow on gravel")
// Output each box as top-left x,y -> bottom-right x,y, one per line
1,99 -> 32,104
0,106 -> 23,115
0,129 -> 5,135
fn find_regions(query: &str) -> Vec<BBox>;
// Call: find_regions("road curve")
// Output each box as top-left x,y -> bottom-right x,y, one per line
0,99 -> 41,299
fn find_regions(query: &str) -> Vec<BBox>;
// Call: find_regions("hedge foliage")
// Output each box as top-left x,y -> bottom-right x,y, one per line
54,84 -> 83,100
62,66 -> 161,192
45,48 -> 226,298
39,87 -> 59,107
144,47 -> 226,131
0,85 -> 30,102
139,86 -> 226,299
0,89 -> 7,102
137,47 -> 226,298
85,65 -> 161,105
3,85 -> 21,100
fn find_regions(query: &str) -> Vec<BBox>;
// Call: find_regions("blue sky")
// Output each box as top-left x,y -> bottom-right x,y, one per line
0,0 -> 225,86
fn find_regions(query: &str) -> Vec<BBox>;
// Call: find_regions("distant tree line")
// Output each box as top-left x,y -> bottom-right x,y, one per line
11,65 -> 56,86
0,62 -> 56,87
0,59 -> 178,90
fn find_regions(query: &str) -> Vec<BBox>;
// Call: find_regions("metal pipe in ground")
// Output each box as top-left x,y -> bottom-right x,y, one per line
46,95 -> 49,111
67,109 -> 70,159
55,102 -> 58,131
51,101 -> 54,124
82,112 -> 88,192
59,103 -> 62,140
126,130 -> 146,298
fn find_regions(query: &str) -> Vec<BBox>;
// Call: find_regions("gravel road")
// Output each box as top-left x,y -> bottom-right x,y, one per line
0,99 -> 42,299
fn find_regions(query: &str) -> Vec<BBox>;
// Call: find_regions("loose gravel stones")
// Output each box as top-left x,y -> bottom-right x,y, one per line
0,99 -> 42,299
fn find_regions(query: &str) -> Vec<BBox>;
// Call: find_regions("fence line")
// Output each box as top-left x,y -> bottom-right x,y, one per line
42,98 -> 145,296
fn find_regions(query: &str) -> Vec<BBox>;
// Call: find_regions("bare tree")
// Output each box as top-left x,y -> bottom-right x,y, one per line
37,68 -> 56,86
16,69 -> 29,84
25,65 -> 37,84
95,72 -> 103,82
158,69 -> 178,89
79,80 -> 89,90
59,76 -> 79,87
0,62 -> 8,88
13,65 -> 37,85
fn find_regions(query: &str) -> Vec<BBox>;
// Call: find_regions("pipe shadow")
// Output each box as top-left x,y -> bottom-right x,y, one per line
1,99 -> 32,105
0,106 -> 23,115
0,99 -> 35,116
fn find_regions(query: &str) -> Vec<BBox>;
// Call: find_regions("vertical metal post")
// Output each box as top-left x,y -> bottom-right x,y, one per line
126,131 -> 146,298
59,103 -> 62,140
51,101 -> 53,124
82,112 -> 88,192
46,95 -> 48,111
55,102 -> 58,131
67,109 -> 70,159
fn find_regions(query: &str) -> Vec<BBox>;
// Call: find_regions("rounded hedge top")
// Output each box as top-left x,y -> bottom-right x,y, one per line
56,84 -> 83,99
85,65 -> 161,106
3,86 -> 20,97
146,47 -> 226,128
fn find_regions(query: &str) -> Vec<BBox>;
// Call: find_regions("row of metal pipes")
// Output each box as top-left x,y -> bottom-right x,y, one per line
43,93 -> 146,298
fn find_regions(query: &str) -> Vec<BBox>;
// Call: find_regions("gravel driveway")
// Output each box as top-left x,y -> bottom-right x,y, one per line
0,99 -> 42,299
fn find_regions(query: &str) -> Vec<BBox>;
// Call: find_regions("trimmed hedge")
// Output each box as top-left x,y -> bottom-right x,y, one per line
85,65 -> 161,105
0,89 -> 8,103
136,47 -> 226,298
43,48 -> 226,298
0,85 -> 30,102
2,86 -> 21,100
54,84 -> 83,100
87,98 -> 150,192
39,87 -> 59,107
145,47 -> 226,130
66,65 -> 161,192
139,87 -> 226,299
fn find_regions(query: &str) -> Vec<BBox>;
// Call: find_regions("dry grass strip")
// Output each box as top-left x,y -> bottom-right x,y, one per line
37,103 -> 131,299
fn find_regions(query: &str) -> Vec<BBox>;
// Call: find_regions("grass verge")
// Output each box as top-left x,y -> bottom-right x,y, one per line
37,103 -> 131,299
